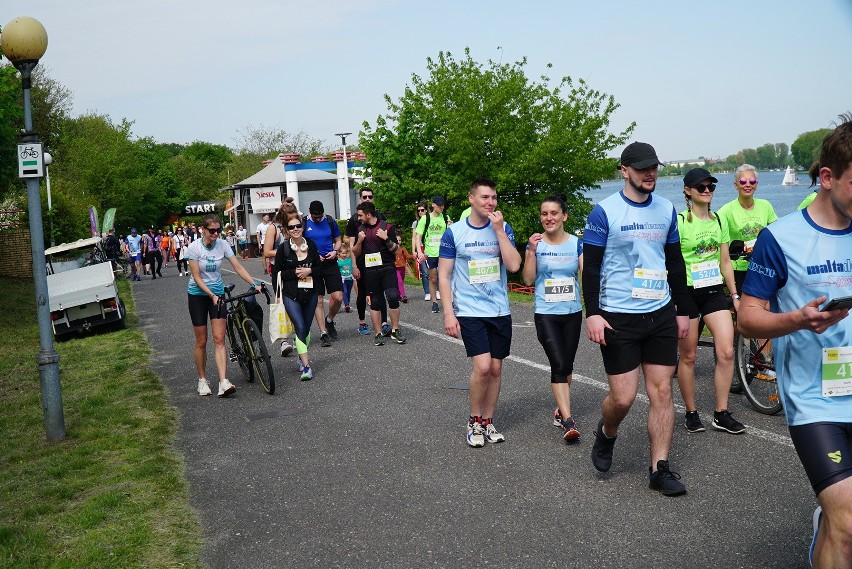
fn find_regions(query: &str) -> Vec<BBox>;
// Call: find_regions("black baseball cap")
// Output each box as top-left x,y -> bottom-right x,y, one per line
683,167 -> 719,188
620,142 -> 664,169
432,195 -> 446,205
309,200 -> 324,214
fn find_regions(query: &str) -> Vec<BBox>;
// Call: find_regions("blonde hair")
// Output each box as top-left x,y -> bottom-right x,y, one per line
339,241 -> 351,259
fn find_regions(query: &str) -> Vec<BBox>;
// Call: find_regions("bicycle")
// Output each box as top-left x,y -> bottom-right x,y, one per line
690,240 -> 781,414
85,242 -> 130,278
728,239 -> 782,414
221,283 -> 275,395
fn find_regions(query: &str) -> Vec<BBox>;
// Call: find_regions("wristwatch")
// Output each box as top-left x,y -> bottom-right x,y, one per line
731,293 -> 740,300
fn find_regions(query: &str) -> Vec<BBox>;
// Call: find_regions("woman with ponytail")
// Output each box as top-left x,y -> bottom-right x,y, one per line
675,168 -> 744,435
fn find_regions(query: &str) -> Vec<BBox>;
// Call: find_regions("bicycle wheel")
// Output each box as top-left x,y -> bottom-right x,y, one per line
227,317 -> 254,383
244,319 -> 275,395
735,332 -> 782,415
729,332 -> 744,394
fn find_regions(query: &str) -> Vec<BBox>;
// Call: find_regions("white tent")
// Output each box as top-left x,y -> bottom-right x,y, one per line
235,156 -> 338,187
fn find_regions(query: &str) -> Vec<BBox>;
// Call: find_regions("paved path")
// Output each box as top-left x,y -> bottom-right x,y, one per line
132,261 -> 814,569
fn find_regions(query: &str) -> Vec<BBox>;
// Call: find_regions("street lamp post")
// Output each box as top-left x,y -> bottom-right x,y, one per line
334,132 -> 352,218
44,151 -> 54,247
1,16 -> 65,441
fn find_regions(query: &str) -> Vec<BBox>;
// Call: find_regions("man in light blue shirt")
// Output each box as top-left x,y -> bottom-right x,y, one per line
439,178 -> 521,448
738,120 -> 852,567
582,142 -> 691,496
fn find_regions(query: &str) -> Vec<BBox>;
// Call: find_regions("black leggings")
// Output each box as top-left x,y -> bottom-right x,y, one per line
534,312 -> 582,383
356,263 -> 387,322
176,257 -> 189,273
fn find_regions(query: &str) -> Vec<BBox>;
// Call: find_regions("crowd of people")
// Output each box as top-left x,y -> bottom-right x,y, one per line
107,120 -> 852,567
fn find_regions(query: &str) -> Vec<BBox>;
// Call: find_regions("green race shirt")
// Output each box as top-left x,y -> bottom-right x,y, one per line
717,198 -> 778,271
677,211 -> 730,287
416,213 -> 451,257
797,192 -> 817,210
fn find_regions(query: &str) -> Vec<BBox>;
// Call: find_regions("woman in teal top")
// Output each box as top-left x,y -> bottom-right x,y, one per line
676,168 -> 745,435
522,195 -> 584,442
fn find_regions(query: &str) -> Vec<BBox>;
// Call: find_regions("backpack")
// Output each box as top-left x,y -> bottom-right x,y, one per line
303,214 -> 336,235
420,212 -> 450,246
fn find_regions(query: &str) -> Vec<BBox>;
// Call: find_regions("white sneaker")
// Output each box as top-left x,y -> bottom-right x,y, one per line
484,422 -> 505,443
424,294 -> 431,301
197,378 -> 212,396
436,291 -> 441,300
217,378 -> 236,397
280,341 -> 293,357
467,421 -> 485,448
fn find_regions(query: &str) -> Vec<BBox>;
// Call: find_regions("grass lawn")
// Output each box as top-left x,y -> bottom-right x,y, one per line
0,277 -> 202,569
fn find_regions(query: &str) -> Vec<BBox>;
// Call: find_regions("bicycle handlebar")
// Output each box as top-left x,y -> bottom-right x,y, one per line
219,283 -> 271,305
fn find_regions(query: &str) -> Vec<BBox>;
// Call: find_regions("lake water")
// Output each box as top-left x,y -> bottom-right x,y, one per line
586,170 -> 814,218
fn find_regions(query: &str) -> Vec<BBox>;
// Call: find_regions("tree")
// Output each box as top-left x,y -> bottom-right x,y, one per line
360,49 -> 634,242
755,144 -> 775,170
791,129 -> 832,169
232,124 -> 325,158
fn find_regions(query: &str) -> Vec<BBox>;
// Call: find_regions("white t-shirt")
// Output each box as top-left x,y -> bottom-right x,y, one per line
256,221 -> 271,245
185,238 -> 234,296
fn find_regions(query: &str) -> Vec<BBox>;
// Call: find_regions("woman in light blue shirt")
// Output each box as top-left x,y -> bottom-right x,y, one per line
522,195 -> 584,442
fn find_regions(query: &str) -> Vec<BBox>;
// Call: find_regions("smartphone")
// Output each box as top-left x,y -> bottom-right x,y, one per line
821,296 -> 852,311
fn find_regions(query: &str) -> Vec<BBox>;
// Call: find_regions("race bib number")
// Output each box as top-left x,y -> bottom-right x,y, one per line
822,347 -> 852,397
631,268 -> 667,299
468,257 -> 500,284
298,276 -> 314,289
365,252 -> 382,268
691,260 -> 722,289
744,239 -> 757,252
428,234 -> 442,249
544,277 -> 576,302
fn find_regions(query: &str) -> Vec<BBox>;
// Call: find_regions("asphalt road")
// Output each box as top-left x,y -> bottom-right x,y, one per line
132,259 -> 815,569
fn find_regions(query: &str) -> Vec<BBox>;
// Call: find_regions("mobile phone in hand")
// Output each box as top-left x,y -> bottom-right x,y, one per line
821,296 -> 852,312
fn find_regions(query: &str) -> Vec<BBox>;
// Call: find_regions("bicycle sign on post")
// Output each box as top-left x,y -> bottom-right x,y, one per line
18,142 -> 44,178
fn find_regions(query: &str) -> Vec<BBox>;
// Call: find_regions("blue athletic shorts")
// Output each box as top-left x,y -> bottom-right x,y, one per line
458,315 -> 512,359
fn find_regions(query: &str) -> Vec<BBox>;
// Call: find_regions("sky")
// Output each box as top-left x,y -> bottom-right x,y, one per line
4,0 -> 852,163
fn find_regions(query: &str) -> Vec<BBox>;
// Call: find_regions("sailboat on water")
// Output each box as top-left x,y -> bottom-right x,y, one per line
782,166 -> 801,186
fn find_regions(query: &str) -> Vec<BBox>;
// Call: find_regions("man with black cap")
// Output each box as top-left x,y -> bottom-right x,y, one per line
414,195 -> 452,313
304,200 -> 343,347
582,141 -> 691,496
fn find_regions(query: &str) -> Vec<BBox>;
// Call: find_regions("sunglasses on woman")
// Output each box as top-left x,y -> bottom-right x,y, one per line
417,208 -> 426,213
739,178 -> 758,185
205,226 -> 221,234
693,183 -> 716,193
287,223 -> 303,230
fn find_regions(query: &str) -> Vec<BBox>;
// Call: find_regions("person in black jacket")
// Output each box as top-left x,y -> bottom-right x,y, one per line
274,211 -> 321,381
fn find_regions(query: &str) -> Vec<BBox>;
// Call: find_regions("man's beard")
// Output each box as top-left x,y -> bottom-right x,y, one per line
629,176 -> 655,195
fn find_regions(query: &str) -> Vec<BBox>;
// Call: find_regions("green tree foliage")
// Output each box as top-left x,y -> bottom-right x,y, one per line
0,63 -> 71,202
791,128 -> 833,169
0,65 -> 23,200
360,49 -> 633,241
